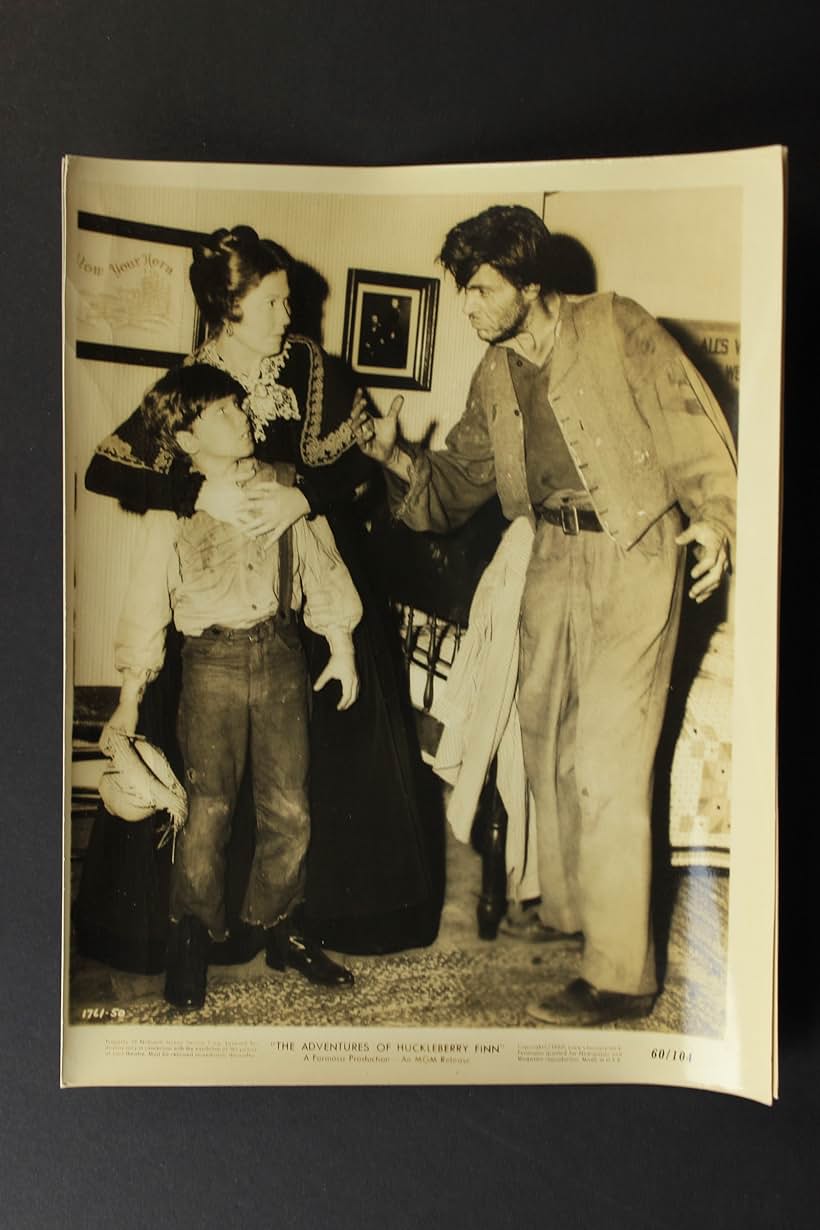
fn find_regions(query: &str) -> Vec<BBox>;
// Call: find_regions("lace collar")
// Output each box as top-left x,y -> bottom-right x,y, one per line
192,339 -> 301,440
191,334 -> 357,468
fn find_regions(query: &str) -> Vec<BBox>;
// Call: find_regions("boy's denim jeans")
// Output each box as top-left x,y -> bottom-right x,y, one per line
170,614 -> 310,940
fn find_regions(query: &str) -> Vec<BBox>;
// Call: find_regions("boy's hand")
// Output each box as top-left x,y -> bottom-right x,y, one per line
99,697 -> 139,753
313,649 -> 359,711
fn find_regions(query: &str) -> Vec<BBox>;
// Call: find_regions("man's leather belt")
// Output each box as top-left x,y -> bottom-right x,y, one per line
536,504 -> 603,535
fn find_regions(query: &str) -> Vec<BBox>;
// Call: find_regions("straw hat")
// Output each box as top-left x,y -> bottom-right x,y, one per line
98,728 -> 188,829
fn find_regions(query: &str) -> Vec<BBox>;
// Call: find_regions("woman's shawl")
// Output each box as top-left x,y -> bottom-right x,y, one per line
191,334 -> 360,467
85,335 -> 364,514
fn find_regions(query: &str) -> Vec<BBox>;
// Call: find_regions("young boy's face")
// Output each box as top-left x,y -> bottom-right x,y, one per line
185,397 -> 254,462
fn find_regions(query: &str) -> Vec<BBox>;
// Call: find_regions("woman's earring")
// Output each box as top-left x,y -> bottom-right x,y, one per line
226,322 -> 234,337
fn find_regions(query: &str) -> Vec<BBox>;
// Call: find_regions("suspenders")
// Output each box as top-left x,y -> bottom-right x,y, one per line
277,528 -> 293,619
267,459 -> 296,620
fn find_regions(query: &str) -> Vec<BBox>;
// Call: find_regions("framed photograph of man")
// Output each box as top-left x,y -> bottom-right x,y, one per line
341,268 -> 439,389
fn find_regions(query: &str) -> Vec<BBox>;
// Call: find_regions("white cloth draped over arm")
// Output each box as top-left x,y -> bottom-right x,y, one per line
432,517 -> 539,900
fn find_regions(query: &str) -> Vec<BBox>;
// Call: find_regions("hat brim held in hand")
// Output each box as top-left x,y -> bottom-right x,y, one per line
98,731 -> 188,826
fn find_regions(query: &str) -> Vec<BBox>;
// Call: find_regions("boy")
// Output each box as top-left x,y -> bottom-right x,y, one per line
105,364 -> 362,1009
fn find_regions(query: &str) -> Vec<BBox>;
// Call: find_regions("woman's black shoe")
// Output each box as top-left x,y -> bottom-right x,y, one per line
266,928 -> 354,987
164,915 -> 208,1009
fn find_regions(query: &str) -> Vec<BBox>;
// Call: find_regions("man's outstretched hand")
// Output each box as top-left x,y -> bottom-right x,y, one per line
351,390 -> 405,468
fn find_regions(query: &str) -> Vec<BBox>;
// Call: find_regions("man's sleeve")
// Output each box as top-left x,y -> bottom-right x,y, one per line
293,516 -> 363,652
386,368 -> 499,533
615,296 -> 738,557
113,511 -> 177,682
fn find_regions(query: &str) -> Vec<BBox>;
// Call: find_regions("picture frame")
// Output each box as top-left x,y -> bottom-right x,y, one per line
341,268 -> 439,390
71,212 -> 208,368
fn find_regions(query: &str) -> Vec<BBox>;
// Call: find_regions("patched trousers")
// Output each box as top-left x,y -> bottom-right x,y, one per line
171,614 -> 310,940
517,507 -> 685,995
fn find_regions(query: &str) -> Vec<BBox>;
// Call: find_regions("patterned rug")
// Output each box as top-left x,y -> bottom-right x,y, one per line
69,853 -> 728,1038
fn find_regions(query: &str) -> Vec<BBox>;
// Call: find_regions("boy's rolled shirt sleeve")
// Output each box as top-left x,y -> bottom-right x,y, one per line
113,511 -> 178,682
294,516 -> 362,649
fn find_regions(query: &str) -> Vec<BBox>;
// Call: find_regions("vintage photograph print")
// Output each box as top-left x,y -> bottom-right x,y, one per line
62,151 -> 782,1099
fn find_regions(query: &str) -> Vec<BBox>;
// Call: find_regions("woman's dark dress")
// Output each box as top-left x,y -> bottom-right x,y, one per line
73,336 -> 444,967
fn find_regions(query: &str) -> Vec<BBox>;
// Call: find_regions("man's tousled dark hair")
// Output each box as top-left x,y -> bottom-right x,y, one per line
438,204 -> 554,292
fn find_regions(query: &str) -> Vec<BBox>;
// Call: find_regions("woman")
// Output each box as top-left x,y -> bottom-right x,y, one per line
75,226 -> 443,970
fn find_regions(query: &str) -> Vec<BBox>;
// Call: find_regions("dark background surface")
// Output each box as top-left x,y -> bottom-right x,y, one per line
1,1 -> 815,1225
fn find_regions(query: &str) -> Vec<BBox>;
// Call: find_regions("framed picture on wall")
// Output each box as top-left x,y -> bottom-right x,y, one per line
71,212 -> 208,368
341,268 -> 439,390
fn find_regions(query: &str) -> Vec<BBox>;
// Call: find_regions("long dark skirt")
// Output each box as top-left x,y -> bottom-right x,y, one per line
300,569 -> 444,951
73,630 -> 181,974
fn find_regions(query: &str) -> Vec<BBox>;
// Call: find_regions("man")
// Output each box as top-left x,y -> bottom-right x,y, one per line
354,204 -> 736,1027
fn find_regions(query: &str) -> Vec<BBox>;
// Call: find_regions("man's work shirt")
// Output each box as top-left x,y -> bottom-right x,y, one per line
506,350 -> 586,507
114,462 -> 362,682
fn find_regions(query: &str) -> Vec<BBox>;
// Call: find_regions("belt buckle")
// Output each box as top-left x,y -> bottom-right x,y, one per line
560,504 -> 580,535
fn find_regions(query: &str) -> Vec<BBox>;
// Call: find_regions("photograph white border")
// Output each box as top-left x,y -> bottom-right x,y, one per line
62,147 -> 783,1102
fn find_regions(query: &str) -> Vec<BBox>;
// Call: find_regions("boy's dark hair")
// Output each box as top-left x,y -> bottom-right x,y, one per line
140,364 -> 248,456
438,204 -> 554,292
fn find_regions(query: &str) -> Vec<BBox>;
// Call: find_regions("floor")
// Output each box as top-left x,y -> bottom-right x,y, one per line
68,821 -> 729,1037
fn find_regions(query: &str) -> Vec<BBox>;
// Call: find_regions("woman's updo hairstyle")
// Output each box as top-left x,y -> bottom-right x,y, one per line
189,225 -> 294,329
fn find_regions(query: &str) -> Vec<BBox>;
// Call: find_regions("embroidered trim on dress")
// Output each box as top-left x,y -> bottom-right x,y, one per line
96,432 -> 174,474
190,335 -> 357,467
297,335 -> 357,467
